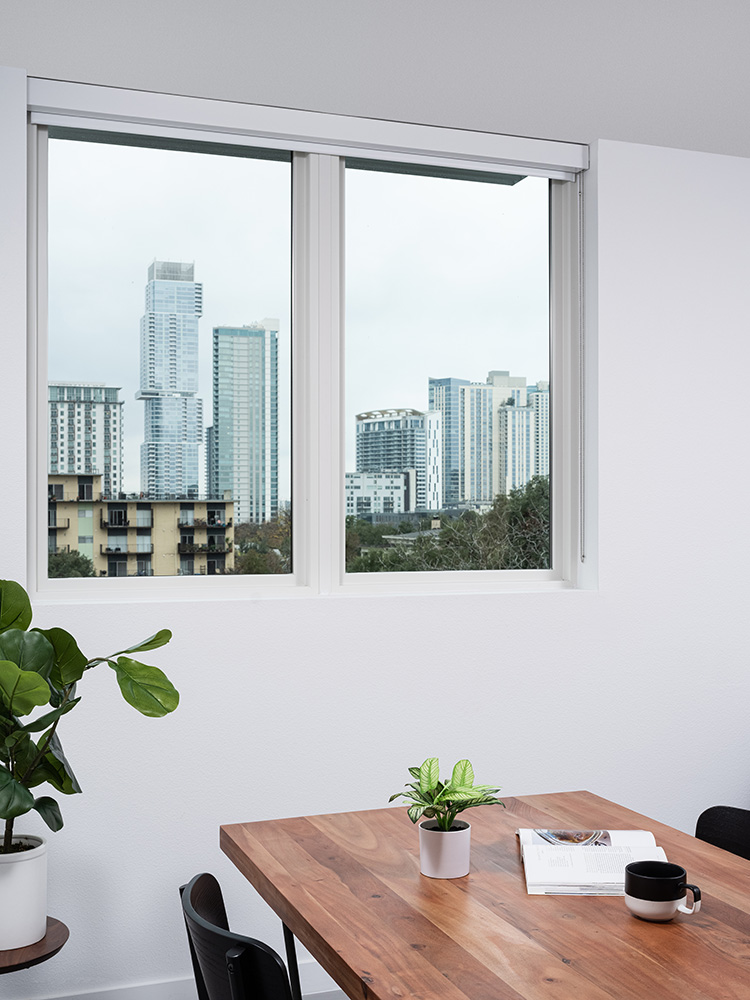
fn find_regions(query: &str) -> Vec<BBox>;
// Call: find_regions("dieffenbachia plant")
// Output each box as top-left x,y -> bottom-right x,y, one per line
0,578 -> 178,853
389,757 -> 504,832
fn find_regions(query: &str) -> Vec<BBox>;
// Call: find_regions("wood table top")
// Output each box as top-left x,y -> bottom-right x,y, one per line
220,790 -> 750,1000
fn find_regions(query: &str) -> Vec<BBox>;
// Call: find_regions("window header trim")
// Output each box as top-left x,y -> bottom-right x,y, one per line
28,77 -> 589,181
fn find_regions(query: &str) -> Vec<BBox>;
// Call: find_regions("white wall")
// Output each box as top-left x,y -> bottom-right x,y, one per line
2,4 -> 750,999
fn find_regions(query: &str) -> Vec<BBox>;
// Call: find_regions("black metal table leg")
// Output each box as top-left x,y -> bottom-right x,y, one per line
283,922 -> 303,1000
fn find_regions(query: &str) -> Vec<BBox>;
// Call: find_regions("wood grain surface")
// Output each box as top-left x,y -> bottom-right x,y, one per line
220,791 -> 750,1000
0,917 -> 69,973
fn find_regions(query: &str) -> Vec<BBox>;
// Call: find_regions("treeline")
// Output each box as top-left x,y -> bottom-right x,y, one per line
346,475 -> 550,572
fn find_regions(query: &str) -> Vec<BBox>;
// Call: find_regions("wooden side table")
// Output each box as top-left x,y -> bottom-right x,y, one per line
0,918 -> 69,974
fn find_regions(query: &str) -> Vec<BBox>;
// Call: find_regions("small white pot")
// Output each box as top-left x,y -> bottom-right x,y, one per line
418,820 -> 471,878
0,835 -> 48,950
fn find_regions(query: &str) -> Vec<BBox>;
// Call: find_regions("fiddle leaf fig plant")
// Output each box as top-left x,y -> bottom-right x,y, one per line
0,578 -> 179,853
389,757 -> 504,831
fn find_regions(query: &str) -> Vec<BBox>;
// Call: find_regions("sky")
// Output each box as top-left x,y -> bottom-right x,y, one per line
48,138 -> 549,502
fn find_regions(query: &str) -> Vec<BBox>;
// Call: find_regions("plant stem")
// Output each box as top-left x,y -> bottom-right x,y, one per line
3,817 -> 14,853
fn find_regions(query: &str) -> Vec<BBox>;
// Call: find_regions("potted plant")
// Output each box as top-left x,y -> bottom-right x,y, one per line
0,578 -> 179,951
389,757 -> 503,878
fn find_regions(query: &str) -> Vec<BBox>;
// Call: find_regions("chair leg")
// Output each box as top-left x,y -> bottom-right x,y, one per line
283,923 -> 303,1000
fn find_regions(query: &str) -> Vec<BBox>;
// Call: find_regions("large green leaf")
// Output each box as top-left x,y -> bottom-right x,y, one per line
0,580 -> 32,634
33,628 -> 87,688
33,795 -> 64,832
419,757 -> 440,793
110,657 -> 179,717
0,765 -> 35,820
451,759 -> 474,788
42,732 -> 81,794
0,630 -> 55,679
0,660 -> 51,716
21,697 -> 80,733
111,630 -> 173,657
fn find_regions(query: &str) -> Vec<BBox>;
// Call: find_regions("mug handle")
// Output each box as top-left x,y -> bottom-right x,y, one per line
677,883 -> 702,915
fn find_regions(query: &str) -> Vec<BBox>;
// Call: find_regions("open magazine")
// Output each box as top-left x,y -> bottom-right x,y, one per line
517,829 -> 668,895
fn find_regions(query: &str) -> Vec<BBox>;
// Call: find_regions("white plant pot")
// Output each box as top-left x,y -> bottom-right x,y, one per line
0,835 -> 48,950
418,820 -> 471,878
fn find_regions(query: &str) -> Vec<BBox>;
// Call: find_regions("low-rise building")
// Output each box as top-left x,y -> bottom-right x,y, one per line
48,475 -> 234,577
345,470 -> 413,517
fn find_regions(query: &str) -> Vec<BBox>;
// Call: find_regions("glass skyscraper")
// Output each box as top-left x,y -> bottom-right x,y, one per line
428,377 -> 469,507
208,321 -> 279,524
137,261 -> 203,496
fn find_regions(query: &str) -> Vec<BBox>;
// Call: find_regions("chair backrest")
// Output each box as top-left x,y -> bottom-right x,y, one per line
180,873 -> 294,1000
695,805 -> 750,861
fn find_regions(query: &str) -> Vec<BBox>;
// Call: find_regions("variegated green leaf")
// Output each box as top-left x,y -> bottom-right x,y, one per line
419,757 -> 440,793
444,786 -> 484,802
407,804 -> 427,824
452,759 -> 474,788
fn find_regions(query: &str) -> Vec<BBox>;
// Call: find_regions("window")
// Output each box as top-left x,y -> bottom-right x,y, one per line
46,131 -> 291,579
20,73 -> 586,596
345,162 -> 550,573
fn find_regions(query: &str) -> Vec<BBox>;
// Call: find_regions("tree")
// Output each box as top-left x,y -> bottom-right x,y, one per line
346,476 -> 550,573
231,509 -> 292,575
48,550 -> 96,578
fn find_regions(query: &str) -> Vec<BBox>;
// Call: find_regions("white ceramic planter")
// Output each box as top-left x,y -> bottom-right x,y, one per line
0,835 -> 48,950
418,820 -> 471,878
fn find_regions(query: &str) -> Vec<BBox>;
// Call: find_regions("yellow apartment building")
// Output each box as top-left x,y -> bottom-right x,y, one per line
48,474 -> 235,576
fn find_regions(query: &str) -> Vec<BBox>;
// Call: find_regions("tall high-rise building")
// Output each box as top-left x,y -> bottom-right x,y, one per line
430,370 -> 547,504
356,408 -> 442,510
529,381 -> 550,477
207,321 -> 279,524
137,261 -> 203,496
49,382 -> 123,497
428,377 -> 469,507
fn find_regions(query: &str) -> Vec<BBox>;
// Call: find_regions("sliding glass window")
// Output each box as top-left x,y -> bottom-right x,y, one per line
344,161 -> 551,573
46,133 -> 291,579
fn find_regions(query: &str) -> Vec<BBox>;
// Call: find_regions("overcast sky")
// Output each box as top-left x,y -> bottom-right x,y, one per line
48,139 -> 548,501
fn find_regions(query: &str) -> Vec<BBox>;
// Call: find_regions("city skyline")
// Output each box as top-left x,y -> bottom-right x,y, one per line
48,138 -> 549,505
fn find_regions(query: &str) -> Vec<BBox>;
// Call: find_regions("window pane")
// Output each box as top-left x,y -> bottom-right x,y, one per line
345,165 -> 550,572
47,136 -> 291,578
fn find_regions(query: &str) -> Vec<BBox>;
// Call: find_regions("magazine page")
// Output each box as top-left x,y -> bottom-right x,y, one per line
516,829 -> 657,848
521,843 -> 668,895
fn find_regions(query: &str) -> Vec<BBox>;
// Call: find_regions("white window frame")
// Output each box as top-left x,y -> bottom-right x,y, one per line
2,68 -> 588,601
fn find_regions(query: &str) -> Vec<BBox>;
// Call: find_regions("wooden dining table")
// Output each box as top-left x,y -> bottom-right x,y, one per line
220,790 -> 750,1000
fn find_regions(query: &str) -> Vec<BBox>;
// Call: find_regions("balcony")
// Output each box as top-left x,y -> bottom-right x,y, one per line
178,542 -> 233,554
48,515 -> 70,529
100,516 -> 130,529
100,544 -> 154,555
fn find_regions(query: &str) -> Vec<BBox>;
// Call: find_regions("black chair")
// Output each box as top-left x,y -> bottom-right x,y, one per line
180,873 -> 296,1000
695,806 -> 750,861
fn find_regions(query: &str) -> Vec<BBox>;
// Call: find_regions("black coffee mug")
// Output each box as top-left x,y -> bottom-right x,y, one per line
624,860 -> 701,921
